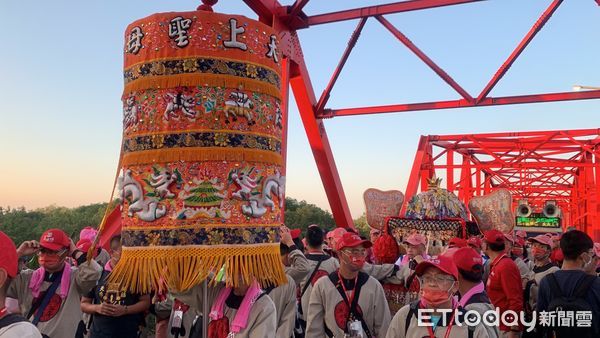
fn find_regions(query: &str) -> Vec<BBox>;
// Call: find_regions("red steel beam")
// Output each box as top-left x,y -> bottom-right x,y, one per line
432,128 -> 600,140
288,0 -> 310,18
476,0 -> 562,102
289,59 -> 354,229
402,136 -> 431,214
316,17 -> 368,114
322,90 -> 600,117
307,0 -> 484,26
376,15 -> 473,101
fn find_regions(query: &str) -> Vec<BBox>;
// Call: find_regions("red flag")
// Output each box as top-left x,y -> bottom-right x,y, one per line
98,206 -> 122,250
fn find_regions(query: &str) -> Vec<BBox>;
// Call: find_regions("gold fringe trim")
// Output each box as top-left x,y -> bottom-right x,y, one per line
123,73 -> 281,99
122,147 -> 283,166
108,244 -> 287,293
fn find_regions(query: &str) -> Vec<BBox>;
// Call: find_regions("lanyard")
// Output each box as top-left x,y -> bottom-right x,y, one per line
425,309 -> 456,338
338,272 -> 358,308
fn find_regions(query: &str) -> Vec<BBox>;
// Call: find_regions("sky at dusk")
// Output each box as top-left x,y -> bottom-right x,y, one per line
1,0 -> 599,218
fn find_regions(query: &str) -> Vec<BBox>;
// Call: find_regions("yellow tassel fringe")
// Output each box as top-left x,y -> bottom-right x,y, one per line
122,147 -> 283,166
108,244 -> 287,294
123,73 -> 281,99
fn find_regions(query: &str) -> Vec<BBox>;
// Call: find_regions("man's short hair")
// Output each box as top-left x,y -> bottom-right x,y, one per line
280,243 -> 291,256
458,267 -> 483,283
487,242 -> 505,252
560,230 -> 593,260
306,226 -> 324,248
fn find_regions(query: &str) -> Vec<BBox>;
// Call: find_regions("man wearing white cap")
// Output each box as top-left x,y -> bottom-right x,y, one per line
396,233 -> 430,281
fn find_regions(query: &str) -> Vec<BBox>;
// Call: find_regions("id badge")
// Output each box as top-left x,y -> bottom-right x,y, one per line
172,309 -> 184,328
347,320 -> 365,338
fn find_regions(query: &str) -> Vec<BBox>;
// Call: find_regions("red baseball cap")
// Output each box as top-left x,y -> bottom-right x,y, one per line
415,255 -> 459,280
76,239 -> 92,253
515,230 -> 527,239
39,229 -> 71,251
453,247 -> 483,274
514,237 -> 525,247
327,227 -> 347,241
448,237 -> 467,248
528,235 -> 553,248
404,233 -> 427,246
0,231 -> 18,278
336,232 -> 372,251
467,236 -> 482,248
290,229 -> 301,240
484,230 -> 505,244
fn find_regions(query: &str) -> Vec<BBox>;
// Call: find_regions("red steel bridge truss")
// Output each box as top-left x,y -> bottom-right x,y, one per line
234,0 -> 600,237
405,129 -> 600,239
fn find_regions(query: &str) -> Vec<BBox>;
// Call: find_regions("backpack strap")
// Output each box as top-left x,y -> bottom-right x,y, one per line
524,279 -> 536,304
404,300 -> 420,336
0,313 -> 27,330
28,270 -> 64,325
328,271 -> 373,338
300,260 -> 324,298
464,291 -> 492,307
297,259 -> 324,316
573,275 -> 596,299
546,274 -> 564,298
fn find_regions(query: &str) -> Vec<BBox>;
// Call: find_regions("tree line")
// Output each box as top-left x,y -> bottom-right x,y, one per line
0,198 -> 372,245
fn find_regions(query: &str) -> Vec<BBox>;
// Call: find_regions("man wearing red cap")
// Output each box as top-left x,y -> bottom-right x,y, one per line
483,230 -> 523,338
7,228 -> 102,338
306,232 -> 391,337
386,254 -> 489,338
279,226 -> 310,285
504,234 -> 534,288
522,235 -> 559,332
0,231 -> 42,337
455,247 -> 499,338
268,226 -> 308,338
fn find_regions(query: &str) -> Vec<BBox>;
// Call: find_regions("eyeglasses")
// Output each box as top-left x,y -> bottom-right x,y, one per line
38,248 -> 67,256
418,275 -> 455,285
342,248 -> 367,257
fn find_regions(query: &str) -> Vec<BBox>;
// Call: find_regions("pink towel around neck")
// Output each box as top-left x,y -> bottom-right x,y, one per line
209,281 -> 262,334
104,260 -> 113,272
29,262 -> 71,300
458,281 -> 485,307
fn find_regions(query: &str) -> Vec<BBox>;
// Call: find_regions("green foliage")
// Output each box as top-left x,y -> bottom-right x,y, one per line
283,197 -> 336,236
0,203 -> 108,246
353,213 -> 370,238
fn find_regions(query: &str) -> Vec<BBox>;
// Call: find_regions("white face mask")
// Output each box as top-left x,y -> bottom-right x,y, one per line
581,252 -> 594,270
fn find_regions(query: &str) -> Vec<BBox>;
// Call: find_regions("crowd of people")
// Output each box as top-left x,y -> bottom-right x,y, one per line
0,224 -> 598,338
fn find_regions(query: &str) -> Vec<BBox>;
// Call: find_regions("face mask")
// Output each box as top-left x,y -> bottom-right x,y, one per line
38,253 -> 62,267
511,247 -> 524,257
581,253 -> 593,270
420,284 -> 453,308
349,256 -> 366,269
532,247 -> 549,260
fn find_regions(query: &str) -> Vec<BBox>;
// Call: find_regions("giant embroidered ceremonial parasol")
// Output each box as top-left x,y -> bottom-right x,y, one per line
102,3 -> 287,293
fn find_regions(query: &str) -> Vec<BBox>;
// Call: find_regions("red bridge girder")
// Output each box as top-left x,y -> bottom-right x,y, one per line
237,0 -> 599,237
405,129 -> 600,240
